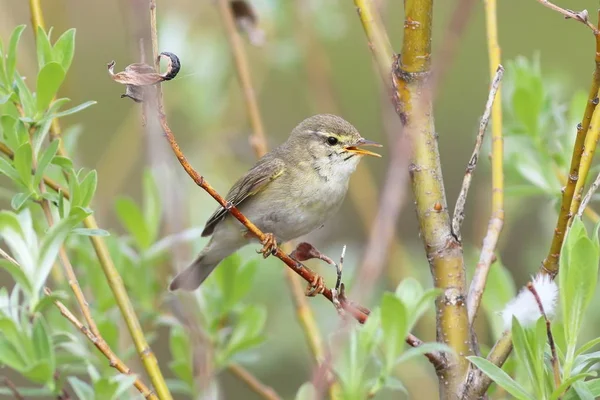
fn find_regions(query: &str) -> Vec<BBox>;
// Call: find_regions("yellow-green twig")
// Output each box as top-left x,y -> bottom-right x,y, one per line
27,2 -> 172,398
465,0 -> 504,325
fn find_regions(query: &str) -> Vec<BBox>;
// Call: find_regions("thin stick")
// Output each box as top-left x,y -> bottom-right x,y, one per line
465,8 -> 600,398
27,2 -> 172,398
577,170 -> 600,217
0,249 -> 156,399
465,0 -> 505,326
353,0 -> 395,82
2,377 -> 24,400
526,283 -> 561,390
466,0 -> 506,325
536,0 -> 599,33
453,65 -> 504,240
545,17 -> 600,275
228,363 -> 281,400
216,0 -> 268,157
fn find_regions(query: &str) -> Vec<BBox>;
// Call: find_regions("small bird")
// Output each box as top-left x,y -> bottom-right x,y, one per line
169,114 -> 382,291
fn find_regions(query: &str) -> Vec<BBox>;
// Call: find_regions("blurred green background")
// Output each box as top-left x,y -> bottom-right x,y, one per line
1,0 -> 600,398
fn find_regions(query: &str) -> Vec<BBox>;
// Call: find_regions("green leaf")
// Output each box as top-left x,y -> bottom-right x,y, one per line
51,155 -> 73,170
78,170 -> 97,208
113,375 -> 138,399
14,142 -> 33,190
560,222 -> 599,357
52,100 -> 96,119
467,356 -> 535,400
10,192 -> 33,211
72,227 -> 110,237
32,290 -> 68,314
0,210 -> 35,274
380,293 -> 408,371
23,360 -> 53,385
32,317 -> 54,373
1,115 -> 20,150
511,317 -> 546,397
573,380 -> 596,400
6,25 -> 26,84
0,157 -> 21,182
68,377 -> 94,400
35,27 -> 54,69
224,305 -> 267,358
143,170 -> 161,244
36,62 -> 65,112
33,139 -> 59,187
14,74 -> 35,117
0,259 -> 32,294
396,342 -> 453,364
0,336 -> 27,371
35,207 -> 91,293
551,373 -> 596,400
576,337 -> 600,357
115,197 -> 150,249
52,29 -> 75,72
93,377 -> 119,400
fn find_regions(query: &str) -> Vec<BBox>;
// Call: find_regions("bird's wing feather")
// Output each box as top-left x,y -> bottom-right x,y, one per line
201,158 -> 285,237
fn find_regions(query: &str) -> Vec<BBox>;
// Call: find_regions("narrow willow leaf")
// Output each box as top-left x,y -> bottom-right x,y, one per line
52,100 -> 96,118
13,142 -> 33,190
380,293 -> 408,371
6,25 -> 26,84
52,29 -> 75,72
11,192 -> 33,211
33,139 -> 59,187
0,157 -> 21,182
467,356 -> 534,400
36,62 -> 65,112
35,26 -> 54,69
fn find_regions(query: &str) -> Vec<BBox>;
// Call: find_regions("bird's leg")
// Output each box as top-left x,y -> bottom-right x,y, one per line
305,274 -> 325,297
256,233 -> 277,258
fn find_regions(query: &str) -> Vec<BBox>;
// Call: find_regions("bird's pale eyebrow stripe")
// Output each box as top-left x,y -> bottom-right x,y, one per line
310,130 -> 342,139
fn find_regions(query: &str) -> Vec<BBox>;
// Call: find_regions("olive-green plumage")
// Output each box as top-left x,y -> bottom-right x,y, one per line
169,114 -> 381,291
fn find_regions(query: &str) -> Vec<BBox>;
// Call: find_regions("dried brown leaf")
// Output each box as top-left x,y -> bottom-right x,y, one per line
230,0 -> 265,46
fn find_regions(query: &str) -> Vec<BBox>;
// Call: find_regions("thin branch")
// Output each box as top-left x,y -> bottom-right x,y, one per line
527,283 -> 560,390
536,0 -> 599,33
211,1 -> 337,396
577,170 -> 600,217
27,2 -> 172,398
0,249 -> 156,399
216,0 -> 268,157
465,8 -> 600,398
452,65 -> 504,240
353,0 -> 395,82
227,363 -> 281,400
2,377 -> 24,400
545,17 -> 600,275
465,0 -> 505,327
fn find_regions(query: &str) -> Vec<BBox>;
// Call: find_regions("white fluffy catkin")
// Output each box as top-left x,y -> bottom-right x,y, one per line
501,273 -> 558,330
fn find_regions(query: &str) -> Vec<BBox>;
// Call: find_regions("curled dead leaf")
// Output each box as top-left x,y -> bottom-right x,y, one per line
107,52 -> 181,102
230,0 -> 265,46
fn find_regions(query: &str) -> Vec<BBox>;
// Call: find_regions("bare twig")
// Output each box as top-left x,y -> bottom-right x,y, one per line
2,377 -> 24,400
536,0 -> 598,33
0,249 -> 156,399
453,65 -> 504,240
228,363 -> 281,400
216,0 -> 268,157
527,283 -> 560,390
465,7 -> 600,399
544,13 -> 600,275
577,170 -> 600,217
464,64 -> 505,325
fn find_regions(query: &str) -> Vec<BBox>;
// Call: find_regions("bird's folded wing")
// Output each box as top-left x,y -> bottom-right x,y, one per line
201,158 -> 285,237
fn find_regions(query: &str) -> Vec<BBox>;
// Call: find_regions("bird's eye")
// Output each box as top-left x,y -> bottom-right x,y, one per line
327,136 -> 338,146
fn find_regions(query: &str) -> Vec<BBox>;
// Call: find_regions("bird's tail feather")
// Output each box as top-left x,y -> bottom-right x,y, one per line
169,255 -> 219,291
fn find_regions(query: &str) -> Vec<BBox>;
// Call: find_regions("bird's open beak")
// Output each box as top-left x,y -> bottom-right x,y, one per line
345,138 -> 383,158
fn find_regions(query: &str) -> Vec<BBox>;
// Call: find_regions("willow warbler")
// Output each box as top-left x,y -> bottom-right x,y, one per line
169,114 -> 381,291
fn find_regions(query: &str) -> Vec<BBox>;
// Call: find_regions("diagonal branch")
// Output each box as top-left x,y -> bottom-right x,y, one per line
0,249 -> 156,399
465,0 -> 505,327
27,1 -> 172,398
228,363 -> 281,400
452,65 -> 504,241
